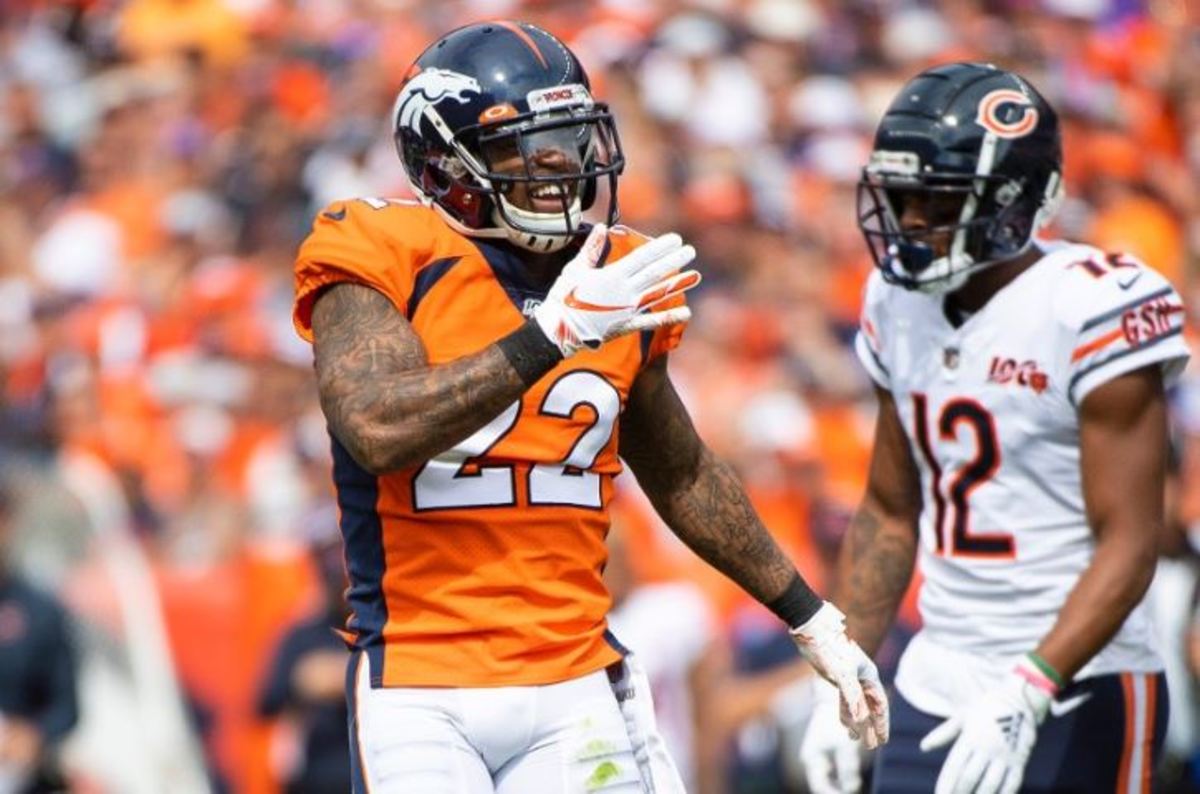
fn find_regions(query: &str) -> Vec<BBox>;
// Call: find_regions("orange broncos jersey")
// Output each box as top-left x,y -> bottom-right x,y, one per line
294,198 -> 685,688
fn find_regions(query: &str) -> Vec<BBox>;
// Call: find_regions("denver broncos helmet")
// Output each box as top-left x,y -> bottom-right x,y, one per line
857,63 -> 1063,294
393,21 -> 624,253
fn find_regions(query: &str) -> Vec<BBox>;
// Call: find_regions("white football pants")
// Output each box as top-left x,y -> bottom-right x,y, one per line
349,652 -> 686,794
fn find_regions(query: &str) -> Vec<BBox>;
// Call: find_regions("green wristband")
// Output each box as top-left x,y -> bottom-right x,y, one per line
1026,651 -> 1066,688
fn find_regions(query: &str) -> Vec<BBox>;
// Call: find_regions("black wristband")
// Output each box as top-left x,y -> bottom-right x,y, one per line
765,573 -> 824,629
497,319 -> 564,386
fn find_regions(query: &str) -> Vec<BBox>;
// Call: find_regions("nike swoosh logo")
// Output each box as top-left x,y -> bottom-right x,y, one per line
322,207 -> 347,221
637,272 -> 701,309
1048,692 -> 1093,718
563,289 -> 630,312
1118,271 -> 1142,290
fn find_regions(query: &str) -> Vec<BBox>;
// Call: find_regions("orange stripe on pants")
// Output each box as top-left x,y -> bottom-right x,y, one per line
1117,673 -> 1135,794
1140,675 -> 1157,794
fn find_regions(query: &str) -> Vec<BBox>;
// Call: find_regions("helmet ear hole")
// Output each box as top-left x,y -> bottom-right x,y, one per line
994,180 -> 1022,208
427,165 -> 451,192
996,219 -> 1024,249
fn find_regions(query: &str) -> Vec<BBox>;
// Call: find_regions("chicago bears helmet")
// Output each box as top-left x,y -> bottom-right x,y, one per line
857,63 -> 1063,294
393,21 -> 624,253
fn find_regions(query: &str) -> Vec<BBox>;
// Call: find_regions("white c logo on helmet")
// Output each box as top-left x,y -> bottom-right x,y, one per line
975,89 -> 1039,139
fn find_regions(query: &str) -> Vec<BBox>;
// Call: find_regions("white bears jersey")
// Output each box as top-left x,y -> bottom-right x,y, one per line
854,240 -> 1189,716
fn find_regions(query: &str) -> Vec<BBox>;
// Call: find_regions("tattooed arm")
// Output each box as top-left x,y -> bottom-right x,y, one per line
311,283 -> 548,473
617,356 -> 800,606
836,386 -> 922,655
621,358 -> 890,742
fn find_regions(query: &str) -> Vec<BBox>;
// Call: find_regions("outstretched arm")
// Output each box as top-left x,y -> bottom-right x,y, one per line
617,355 -> 801,607
312,283 -> 556,473
619,356 -> 889,745
836,387 -> 922,655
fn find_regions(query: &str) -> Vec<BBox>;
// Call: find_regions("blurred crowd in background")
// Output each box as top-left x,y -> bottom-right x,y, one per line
1,0 -> 1199,792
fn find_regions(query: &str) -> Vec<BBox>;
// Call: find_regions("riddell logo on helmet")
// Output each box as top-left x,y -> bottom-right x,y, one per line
988,357 -> 1049,393
976,89 -> 1039,139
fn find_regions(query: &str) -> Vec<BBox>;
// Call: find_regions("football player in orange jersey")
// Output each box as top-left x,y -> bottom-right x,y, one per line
293,21 -> 888,793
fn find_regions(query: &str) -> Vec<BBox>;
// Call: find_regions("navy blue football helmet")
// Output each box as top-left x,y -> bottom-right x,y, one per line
857,63 -> 1063,293
393,21 -> 624,252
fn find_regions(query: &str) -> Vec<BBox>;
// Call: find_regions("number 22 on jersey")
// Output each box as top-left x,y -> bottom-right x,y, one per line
413,371 -> 620,511
911,393 -> 1014,559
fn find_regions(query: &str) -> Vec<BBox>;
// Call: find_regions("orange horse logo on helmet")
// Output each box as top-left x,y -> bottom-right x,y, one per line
975,88 -> 1039,139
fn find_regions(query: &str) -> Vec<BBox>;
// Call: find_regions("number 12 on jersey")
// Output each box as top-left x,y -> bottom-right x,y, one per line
911,393 -> 1015,559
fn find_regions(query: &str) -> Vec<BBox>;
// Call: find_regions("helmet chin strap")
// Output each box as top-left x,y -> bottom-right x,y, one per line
885,246 -> 972,295
898,244 -> 1023,296
909,253 -> 974,295
493,195 -> 583,254
421,193 -> 586,254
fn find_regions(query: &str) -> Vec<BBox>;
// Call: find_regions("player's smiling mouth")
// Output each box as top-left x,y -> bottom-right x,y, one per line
527,182 -> 572,212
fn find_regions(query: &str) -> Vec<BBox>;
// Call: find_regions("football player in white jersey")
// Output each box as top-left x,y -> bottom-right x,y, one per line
801,62 -> 1188,794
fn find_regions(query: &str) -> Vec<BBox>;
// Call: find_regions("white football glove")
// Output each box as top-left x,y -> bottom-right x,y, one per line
919,660 -> 1053,794
801,680 -> 865,794
533,223 -> 700,357
790,603 -> 890,750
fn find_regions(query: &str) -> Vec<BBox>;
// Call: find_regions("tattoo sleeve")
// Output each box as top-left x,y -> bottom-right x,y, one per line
838,501 -> 917,655
836,388 -> 921,655
618,357 -> 800,606
311,282 -> 537,473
